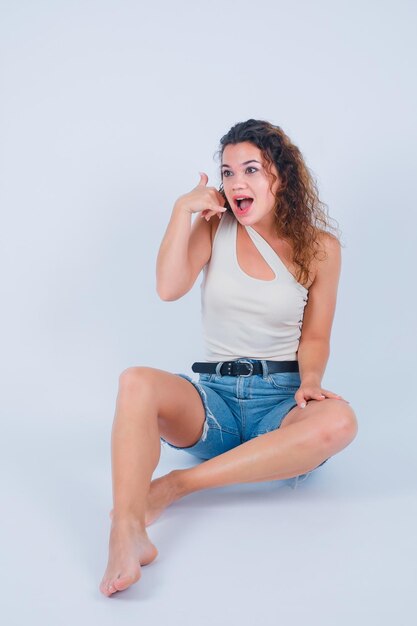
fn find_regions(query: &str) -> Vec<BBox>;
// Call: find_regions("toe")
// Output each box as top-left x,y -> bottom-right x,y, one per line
107,582 -> 116,595
114,570 -> 141,591
99,579 -> 113,596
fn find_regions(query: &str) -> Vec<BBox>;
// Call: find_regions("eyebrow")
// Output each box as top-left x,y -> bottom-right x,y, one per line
221,159 -> 261,168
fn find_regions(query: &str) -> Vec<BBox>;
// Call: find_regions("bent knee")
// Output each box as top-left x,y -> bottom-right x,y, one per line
118,366 -> 158,393
319,400 -> 358,449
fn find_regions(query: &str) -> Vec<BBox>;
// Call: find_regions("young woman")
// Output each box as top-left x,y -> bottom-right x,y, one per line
100,119 -> 358,596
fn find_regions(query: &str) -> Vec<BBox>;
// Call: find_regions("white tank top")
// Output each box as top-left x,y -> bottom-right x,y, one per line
200,211 -> 309,362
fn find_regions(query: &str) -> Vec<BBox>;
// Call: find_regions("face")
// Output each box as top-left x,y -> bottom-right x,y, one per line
221,141 -> 280,231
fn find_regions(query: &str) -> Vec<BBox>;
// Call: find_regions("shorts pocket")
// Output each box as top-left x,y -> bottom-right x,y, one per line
267,372 -> 300,392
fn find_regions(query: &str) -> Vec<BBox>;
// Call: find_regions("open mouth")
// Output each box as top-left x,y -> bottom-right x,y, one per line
234,197 -> 254,212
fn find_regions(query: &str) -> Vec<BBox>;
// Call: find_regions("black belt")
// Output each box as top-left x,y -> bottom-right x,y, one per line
191,360 -> 299,377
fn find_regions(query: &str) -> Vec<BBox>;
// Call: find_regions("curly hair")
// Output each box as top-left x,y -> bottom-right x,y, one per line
214,119 -> 342,288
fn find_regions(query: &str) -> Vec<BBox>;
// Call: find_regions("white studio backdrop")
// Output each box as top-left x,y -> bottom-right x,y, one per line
0,1 -> 416,625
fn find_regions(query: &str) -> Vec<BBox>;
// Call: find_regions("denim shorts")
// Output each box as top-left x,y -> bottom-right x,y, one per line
160,359 -> 328,489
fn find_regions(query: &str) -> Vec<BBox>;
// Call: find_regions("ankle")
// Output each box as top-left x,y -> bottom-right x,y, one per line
170,469 -> 192,499
111,510 -> 147,531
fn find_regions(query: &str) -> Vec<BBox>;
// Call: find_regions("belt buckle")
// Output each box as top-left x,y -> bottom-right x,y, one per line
238,359 -> 254,377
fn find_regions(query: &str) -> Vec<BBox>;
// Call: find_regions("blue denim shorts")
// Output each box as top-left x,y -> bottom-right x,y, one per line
160,359 -> 328,489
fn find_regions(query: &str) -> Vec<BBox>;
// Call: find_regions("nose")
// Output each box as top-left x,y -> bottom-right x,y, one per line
231,174 -> 247,191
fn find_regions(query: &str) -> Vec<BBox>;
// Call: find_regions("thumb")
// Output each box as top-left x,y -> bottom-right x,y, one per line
197,171 -> 208,186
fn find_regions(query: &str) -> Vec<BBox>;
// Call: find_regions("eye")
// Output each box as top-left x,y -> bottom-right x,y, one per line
222,166 -> 258,178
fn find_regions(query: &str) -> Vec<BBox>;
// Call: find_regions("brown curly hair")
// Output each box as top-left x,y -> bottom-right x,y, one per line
215,119 -> 342,288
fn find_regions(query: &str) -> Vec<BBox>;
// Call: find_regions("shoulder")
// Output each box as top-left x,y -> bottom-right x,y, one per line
314,230 -> 341,267
311,230 -> 341,286
316,230 -> 340,254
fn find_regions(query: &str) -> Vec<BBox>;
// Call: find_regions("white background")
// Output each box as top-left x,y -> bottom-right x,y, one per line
1,1 -> 416,624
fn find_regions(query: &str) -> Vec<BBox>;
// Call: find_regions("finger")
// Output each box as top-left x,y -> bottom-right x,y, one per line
197,172 -> 208,187
200,209 -> 213,220
321,389 -> 343,399
295,391 -> 307,409
202,210 -> 216,221
201,207 -> 227,220
321,390 -> 349,402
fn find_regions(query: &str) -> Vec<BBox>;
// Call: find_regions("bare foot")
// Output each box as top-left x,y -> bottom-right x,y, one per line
100,517 -> 158,597
145,471 -> 182,526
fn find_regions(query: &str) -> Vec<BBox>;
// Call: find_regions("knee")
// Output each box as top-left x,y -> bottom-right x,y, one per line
318,401 -> 358,450
118,366 -> 156,394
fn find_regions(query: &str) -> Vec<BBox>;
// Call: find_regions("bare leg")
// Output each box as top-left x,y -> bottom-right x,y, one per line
99,378 -> 160,596
100,367 -> 207,596
145,399 -> 358,525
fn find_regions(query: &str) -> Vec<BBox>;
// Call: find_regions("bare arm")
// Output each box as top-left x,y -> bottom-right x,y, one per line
297,233 -> 341,385
156,173 -> 225,301
293,233 -> 349,407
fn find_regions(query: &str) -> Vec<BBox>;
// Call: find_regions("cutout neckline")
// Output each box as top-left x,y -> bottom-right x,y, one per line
239,221 -> 308,292
234,222 -> 277,283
